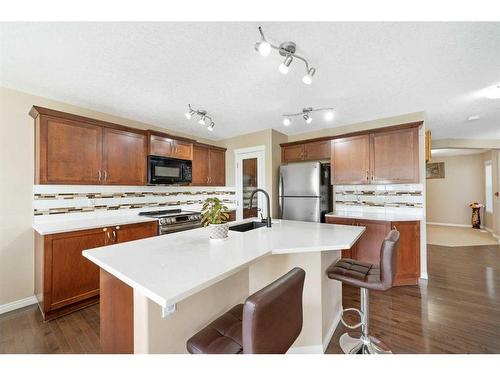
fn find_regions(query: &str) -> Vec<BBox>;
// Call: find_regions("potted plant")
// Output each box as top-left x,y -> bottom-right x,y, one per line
201,197 -> 230,239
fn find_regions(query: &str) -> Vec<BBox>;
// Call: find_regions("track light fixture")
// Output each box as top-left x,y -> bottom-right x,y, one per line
185,104 -> 215,131
254,26 -> 317,85
282,107 -> 334,126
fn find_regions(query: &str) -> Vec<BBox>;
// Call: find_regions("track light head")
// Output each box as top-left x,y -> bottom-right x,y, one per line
278,55 -> 293,75
302,67 -> 316,85
255,41 -> 271,57
324,110 -> 334,121
198,116 -> 206,126
283,118 -> 291,126
303,114 -> 312,124
185,111 -> 193,120
207,122 -> 215,131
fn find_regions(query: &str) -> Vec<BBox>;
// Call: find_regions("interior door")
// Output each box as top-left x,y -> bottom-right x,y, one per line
242,158 -> 258,219
281,197 -> 321,222
103,128 -> 147,185
44,116 -> 103,184
235,147 -> 265,221
280,162 -> 321,197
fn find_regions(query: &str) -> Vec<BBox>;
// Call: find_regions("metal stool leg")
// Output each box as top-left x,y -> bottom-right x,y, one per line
339,288 -> 392,354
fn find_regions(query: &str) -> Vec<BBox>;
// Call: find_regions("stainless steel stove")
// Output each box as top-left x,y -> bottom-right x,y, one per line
139,209 -> 202,235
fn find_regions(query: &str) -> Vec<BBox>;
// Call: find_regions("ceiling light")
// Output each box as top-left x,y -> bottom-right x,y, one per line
254,26 -> 317,85
324,110 -> 334,121
302,68 -> 316,85
255,41 -> 271,57
278,55 -> 293,75
483,84 -> 500,99
184,104 -> 215,131
282,107 -> 334,127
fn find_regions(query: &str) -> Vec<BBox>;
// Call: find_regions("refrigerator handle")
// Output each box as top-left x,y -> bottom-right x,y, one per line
279,173 -> 284,219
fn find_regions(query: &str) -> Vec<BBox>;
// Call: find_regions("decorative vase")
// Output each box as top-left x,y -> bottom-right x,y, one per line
471,207 -> 481,229
208,223 -> 229,239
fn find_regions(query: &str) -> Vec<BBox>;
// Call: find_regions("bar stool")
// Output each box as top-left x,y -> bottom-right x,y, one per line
186,267 -> 305,354
327,230 -> 400,354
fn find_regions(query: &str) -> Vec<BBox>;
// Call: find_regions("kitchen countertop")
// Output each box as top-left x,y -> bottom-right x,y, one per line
33,215 -> 158,235
326,210 -> 424,222
82,219 -> 365,308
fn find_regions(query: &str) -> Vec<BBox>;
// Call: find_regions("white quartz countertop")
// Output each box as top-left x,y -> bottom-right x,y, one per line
82,219 -> 364,308
33,215 -> 158,235
326,210 -> 424,222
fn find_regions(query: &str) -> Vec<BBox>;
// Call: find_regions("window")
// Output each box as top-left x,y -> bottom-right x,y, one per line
485,161 -> 493,213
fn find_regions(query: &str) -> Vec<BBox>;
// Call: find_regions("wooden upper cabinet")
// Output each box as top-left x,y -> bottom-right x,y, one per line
282,144 -> 304,163
39,116 -> 103,184
332,135 -> 371,185
103,128 -> 147,185
191,143 -> 226,186
192,144 -> 210,185
31,106 -> 148,186
370,127 -> 419,184
282,140 -> 331,163
209,148 -> 226,186
303,140 -> 331,161
148,132 -> 193,161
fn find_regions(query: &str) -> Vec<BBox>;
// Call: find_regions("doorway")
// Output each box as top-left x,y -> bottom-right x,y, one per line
234,146 -> 265,221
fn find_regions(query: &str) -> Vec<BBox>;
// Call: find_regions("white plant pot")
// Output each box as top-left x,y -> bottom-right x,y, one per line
208,223 -> 229,239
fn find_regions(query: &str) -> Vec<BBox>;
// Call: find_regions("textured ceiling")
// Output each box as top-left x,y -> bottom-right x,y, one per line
1,22 -> 499,140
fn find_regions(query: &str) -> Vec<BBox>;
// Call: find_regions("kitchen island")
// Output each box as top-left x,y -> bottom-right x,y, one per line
83,219 -> 364,354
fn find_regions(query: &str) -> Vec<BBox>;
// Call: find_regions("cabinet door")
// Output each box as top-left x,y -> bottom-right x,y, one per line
282,144 -> 304,163
42,116 -> 102,184
103,128 -> 147,185
48,229 -> 105,310
325,216 -> 358,258
332,135 -> 370,184
303,140 -> 331,161
209,149 -> 226,186
354,220 -> 391,265
172,140 -> 193,160
392,221 -> 420,286
149,135 -> 174,157
192,145 -> 210,185
114,222 -> 158,243
371,127 -> 419,184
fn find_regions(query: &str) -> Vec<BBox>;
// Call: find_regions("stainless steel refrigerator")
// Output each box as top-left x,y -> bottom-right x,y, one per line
278,162 -> 332,222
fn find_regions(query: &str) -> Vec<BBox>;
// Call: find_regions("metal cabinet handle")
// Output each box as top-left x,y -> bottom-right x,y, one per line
106,230 -> 111,243
98,171 -> 102,181
104,171 -> 108,182
112,230 -> 116,242
366,171 -> 369,181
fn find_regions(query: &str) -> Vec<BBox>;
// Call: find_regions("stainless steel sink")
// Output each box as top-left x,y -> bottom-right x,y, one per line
229,221 -> 267,232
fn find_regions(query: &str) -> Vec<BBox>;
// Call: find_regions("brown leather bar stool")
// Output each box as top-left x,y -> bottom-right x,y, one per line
186,267 -> 305,354
327,230 -> 400,354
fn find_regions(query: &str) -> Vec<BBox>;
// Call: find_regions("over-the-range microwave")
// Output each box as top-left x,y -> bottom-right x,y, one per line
147,155 -> 192,185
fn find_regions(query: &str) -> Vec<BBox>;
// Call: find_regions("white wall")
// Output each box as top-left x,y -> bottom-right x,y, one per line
427,154 -> 486,226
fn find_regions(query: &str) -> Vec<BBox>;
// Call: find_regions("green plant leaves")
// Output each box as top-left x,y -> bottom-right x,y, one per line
201,197 -> 230,226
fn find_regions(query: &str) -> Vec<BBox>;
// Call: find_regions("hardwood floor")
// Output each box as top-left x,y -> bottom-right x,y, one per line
0,303 -> 100,354
326,243 -> 500,353
1,243 -> 499,354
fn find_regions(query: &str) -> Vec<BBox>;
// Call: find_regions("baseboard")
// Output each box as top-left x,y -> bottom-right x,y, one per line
427,222 -> 471,228
322,309 -> 341,352
0,295 -> 37,315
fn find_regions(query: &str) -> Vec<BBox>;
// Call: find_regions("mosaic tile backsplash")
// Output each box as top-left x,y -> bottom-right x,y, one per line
334,184 -> 423,209
33,185 -> 237,216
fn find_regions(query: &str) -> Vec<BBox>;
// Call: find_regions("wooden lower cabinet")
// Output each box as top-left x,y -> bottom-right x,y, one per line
35,221 -> 157,321
227,210 -> 237,222
325,217 -> 420,286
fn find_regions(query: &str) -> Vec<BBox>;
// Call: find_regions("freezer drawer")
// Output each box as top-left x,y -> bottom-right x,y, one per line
280,197 -> 321,222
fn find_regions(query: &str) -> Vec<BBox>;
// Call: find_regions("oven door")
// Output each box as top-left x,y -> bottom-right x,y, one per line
148,156 -> 191,184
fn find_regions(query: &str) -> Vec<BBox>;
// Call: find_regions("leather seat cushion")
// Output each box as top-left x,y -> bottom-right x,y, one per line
187,304 -> 244,354
327,259 -> 381,288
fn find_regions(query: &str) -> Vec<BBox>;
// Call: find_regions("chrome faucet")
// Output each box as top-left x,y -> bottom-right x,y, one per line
249,189 -> 272,227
